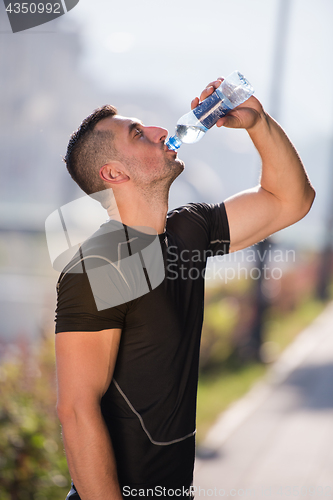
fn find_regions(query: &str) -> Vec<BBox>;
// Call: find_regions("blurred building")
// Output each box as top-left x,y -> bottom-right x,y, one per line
0,6 -> 106,341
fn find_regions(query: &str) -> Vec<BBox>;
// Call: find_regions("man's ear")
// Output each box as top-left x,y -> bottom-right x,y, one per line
99,161 -> 130,185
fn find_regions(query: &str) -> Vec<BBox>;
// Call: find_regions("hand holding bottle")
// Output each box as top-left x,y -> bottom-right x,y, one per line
191,76 -> 263,131
166,71 -> 255,151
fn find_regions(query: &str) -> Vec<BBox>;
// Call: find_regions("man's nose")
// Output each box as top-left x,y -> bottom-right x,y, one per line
145,126 -> 168,143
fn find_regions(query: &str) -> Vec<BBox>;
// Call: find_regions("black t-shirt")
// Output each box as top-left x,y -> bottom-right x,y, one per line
56,202 -> 230,496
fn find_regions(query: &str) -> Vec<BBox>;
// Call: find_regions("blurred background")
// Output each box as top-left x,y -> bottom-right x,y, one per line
0,0 -> 332,498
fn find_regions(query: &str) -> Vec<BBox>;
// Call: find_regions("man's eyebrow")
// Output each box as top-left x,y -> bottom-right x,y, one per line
128,121 -> 144,136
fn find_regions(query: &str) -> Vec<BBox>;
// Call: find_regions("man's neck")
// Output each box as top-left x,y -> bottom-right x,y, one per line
107,189 -> 169,235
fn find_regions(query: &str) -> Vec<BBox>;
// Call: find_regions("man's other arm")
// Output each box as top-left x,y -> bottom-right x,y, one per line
56,328 -> 122,500
191,79 -> 316,253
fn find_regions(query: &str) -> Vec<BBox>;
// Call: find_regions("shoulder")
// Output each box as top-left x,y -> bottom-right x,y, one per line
57,219 -> 127,278
56,220 -> 129,312
166,202 -> 230,254
56,219 -> 162,315
167,202 -> 228,231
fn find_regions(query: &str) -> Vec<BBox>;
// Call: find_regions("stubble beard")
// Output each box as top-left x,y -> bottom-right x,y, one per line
164,154 -> 185,184
143,156 -> 184,204
125,154 -> 185,203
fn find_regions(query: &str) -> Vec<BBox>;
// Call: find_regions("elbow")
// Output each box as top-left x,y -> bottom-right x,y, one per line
56,401 -> 76,425
56,399 -> 81,424
299,184 -> 316,220
56,397 -> 101,426
282,185 -> 315,227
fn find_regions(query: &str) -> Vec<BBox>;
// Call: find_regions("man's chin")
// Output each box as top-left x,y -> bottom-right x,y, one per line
169,160 -> 185,184
176,157 -> 185,170
172,155 -> 185,171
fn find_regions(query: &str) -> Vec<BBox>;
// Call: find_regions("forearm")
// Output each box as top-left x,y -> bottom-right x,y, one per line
248,111 -> 315,213
60,408 -> 123,500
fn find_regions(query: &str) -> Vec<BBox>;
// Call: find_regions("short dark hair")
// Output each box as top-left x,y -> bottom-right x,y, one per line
64,104 -> 118,195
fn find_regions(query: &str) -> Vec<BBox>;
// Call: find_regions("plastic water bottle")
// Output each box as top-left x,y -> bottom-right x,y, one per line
166,71 -> 254,151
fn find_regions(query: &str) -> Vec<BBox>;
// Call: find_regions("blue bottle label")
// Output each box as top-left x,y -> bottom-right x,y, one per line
193,90 -> 232,129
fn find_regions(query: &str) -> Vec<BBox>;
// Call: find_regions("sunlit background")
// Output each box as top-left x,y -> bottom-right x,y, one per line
1,0 -> 333,497
1,0 -> 331,339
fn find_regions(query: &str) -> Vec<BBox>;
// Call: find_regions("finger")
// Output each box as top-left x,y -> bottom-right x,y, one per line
191,97 -> 199,110
199,85 -> 215,102
199,78 -> 224,102
216,113 -> 241,129
216,117 -> 227,127
206,78 -> 223,88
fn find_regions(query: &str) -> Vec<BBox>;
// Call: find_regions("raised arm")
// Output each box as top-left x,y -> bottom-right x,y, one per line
55,328 -> 122,500
191,79 -> 316,253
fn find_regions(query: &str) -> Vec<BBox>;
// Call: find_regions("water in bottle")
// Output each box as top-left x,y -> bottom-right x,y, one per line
166,71 -> 254,151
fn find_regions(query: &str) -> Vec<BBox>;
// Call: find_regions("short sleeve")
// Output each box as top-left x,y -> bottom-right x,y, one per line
55,266 -> 127,334
168,202 -> 230,256
203,202 -> 230,255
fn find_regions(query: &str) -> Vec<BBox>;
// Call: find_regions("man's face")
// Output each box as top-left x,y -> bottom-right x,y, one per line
96,115 -> 184,189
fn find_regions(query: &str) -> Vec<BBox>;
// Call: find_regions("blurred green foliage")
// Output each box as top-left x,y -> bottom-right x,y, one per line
0,334 -> 70,500
200,297 -> 239,369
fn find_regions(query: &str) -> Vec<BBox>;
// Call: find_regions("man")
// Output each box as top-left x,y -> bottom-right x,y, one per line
55,78 -> 315,500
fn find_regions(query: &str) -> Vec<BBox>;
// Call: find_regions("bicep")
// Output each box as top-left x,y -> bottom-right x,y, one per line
55,328 -> 121,414
224,186 -> 287,253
